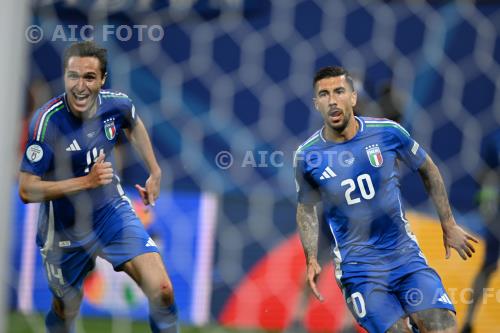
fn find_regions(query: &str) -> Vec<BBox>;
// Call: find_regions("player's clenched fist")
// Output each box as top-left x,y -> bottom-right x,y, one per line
86,153 -> 114,188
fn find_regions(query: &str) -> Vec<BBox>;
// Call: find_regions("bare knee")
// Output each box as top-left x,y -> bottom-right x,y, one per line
52,295 -> 82,320
149,280 -> 175,307
411,309 -> 457,333
122,252 -> 176,306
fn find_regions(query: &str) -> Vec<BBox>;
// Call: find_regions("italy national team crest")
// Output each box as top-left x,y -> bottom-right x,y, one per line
103,118 -> 116,140
366,144 -> 383,167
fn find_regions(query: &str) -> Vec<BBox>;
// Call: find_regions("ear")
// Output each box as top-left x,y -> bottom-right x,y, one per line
101,72 -> 107,86
351,90 -> 358,108
313,97 -> 319,111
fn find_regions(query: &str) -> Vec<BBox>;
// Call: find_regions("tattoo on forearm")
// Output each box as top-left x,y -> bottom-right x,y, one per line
296,203 -> 319,262
419,158 -> 453,221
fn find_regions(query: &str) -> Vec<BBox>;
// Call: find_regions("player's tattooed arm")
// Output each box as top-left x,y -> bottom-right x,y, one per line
418,155 -> 478,260
296,202 -> 319,263
297,202 -> 323,301
418,155 -> 453,222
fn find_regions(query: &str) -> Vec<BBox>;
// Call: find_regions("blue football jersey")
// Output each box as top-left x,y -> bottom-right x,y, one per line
295,117 -> 428,280
21,90 -> 137,245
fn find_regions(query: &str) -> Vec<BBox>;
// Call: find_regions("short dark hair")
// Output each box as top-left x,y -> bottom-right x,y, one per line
63,41 -> 107,77
313,66 -> 354,91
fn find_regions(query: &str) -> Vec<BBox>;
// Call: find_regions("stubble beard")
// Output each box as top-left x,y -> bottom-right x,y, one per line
327,109 -> 352,133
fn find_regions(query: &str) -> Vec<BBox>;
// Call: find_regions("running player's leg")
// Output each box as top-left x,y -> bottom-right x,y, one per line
99,204 -> 178,333
410,309 -> 456,333
343,277 -> 407,333
386,317 -> 413,333
42,247 -> 94,333
46,293 -> 83,333
122,252 -> 178,333
397,268 -> 456,333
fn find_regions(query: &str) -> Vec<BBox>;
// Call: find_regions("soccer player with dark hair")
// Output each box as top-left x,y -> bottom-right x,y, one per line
19,41 -> 179,333
294,66 -> 478,333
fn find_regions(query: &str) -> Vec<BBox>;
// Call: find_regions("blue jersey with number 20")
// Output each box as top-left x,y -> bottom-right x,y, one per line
295,117 -> 428,280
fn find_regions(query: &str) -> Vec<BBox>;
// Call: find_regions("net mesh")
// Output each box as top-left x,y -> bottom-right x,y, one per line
13,0 -> 500,332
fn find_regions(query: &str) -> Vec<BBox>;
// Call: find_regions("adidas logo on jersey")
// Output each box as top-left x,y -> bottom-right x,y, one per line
319,166 -> 337,180
437,293 -> 452,305
146,237 -> 157,248
65,139 -> 81,151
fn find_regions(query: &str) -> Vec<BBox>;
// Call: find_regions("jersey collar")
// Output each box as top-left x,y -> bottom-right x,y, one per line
63,92 -> 103,117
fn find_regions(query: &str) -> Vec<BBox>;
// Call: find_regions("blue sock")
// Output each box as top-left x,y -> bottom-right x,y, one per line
45,308 -> 75,333
149,302 -> 179,333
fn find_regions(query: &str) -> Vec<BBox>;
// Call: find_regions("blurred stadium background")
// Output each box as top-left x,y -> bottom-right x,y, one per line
3,0 -> 500,332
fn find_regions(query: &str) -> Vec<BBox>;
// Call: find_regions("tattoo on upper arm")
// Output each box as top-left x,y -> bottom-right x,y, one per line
296,203 -> 319,262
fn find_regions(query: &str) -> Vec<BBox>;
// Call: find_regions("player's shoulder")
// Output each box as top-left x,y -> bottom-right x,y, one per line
361,116 -> 410,138
31,94 -> 65,124
100,89 -> 132,105
29,94 -> 67,142
296,128 -> 324,154
99,90 -> 134,118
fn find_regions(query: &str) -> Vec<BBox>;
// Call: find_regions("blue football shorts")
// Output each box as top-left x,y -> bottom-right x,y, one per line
341,264 -> 455,333
40,202 -> 159,302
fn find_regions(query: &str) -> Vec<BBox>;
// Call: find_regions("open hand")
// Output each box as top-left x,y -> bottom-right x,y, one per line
307,259 -> 324,302
443,223 -> 479,260
135,173 -> 161,206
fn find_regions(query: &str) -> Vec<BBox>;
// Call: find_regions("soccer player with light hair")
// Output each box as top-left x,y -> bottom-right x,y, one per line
19,41 -> 178,333
295,66 -> 478,333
